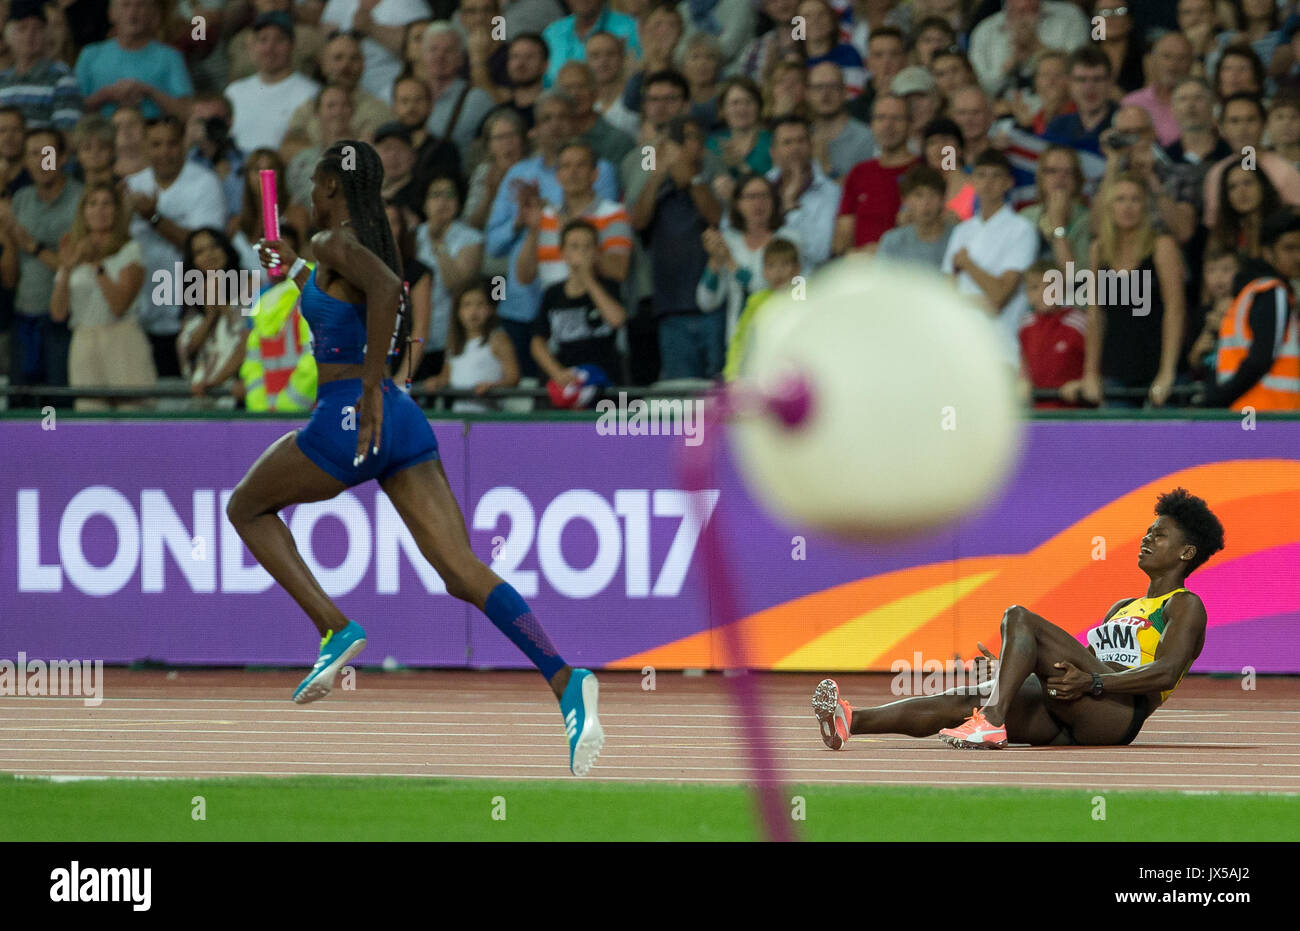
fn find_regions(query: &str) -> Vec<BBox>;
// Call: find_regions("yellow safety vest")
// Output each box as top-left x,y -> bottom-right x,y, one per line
240,273 -> 318,412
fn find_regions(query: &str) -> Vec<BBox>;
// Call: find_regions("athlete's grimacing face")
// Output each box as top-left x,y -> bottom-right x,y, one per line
1137,516 -> 1193,573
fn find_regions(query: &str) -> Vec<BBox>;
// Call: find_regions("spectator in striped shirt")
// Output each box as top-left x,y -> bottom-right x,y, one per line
514,140 -> 631,293
0,0 -> 83,131
798,0 -> 866,99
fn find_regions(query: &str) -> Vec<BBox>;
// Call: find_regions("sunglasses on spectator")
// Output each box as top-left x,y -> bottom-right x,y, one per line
1098,6 -> 1128,16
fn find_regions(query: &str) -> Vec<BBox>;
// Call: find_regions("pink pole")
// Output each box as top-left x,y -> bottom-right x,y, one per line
679,387 -> 800,843
260,169 -> 283,280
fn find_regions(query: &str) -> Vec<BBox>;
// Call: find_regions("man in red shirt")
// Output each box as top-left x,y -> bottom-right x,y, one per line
833,94 -> 919,254
1019,259 -> 1086,408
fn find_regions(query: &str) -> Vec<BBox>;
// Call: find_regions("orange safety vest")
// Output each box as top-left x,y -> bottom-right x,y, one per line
1216,277 -> 1300,411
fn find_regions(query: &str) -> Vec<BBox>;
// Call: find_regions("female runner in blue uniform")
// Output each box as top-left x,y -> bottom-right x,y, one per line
227,140 -> 604,775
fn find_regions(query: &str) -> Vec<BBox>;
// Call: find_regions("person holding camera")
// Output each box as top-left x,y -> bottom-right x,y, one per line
1099,105 -> 1195,246
184,93 -> 246,221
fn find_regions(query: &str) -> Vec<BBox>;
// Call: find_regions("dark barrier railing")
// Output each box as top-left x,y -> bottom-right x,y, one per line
0,381 -> 1220,406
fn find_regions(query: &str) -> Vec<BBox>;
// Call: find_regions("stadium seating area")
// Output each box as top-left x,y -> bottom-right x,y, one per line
0,0 -> 1297,412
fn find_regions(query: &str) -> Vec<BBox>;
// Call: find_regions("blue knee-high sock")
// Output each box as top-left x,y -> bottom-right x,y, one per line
483,583 -> 567,681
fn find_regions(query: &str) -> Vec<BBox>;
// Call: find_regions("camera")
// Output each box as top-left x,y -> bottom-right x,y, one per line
1105,131 -> 1140,150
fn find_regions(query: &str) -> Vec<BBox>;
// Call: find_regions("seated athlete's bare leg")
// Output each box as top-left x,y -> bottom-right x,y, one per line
851,677 -> 1067,745
226,432 -> 351,637
982,605 -> 1141,744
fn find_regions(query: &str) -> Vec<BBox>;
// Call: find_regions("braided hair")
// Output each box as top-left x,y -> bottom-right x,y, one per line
316,139 -> 412,370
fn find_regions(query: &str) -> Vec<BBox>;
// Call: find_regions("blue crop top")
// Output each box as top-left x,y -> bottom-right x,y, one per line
301,267 -> 367,364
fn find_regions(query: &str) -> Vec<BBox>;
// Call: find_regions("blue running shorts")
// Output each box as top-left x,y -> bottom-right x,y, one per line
295,378 -> 439,486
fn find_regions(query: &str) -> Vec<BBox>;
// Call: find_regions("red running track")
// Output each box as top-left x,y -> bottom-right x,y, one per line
1,671 -> 1297,792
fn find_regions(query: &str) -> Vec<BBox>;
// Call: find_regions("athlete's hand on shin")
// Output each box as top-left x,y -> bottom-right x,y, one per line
1045,661 -> 1090,701
353,385 -> 384,467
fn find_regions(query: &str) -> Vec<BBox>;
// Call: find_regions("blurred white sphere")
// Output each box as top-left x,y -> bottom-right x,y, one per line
730,258 -> 1024,540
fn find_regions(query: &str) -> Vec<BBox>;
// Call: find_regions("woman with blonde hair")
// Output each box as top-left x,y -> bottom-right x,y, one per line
1067,174 -> 1186,410
763,55 -> 808,123
49,183 -> 155,411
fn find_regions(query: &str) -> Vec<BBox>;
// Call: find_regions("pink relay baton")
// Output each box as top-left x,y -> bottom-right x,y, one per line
259,169 -> 283,279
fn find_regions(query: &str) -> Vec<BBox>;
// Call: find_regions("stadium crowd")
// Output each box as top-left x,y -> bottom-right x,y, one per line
0,0 -> 1297,412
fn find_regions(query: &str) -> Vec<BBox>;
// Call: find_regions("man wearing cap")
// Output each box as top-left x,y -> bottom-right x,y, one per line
224,12 -> 321,153
0,0 -> 82,131
75,0 -> 194,121
891,65 -> 940,154
373,121 -> 427,219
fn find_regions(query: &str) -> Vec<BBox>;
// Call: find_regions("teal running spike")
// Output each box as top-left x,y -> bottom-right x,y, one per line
293,621 -> 366,704
559,669 -> 605,776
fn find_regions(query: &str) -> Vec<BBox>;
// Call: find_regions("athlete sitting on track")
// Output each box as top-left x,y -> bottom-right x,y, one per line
812,487 -> 1226,749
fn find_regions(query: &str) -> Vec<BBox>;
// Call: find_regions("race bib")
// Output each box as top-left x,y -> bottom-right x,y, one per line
1087,616 -> 1151,667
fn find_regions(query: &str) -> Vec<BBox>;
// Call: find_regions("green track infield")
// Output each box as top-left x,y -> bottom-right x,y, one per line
2,776 -> 1297,841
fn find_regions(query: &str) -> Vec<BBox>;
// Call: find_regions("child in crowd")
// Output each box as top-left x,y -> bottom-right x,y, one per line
1019,258 -> 1087,408
423,280 -> 519,413
1187,248 -> 1240,379
724,237 -> 801,381
1266,95 -> 1300,170
530,219 -> 626,390
877,164 -> 955,269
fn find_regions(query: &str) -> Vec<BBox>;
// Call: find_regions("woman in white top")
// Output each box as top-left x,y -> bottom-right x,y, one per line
424,281 -> 519,413
176,228 -> 249,409
50,183 -> 155,411
697,172 -> 802,343
413,175 -> 485,382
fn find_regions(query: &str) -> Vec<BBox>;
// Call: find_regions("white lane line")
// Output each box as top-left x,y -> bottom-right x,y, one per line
4,756 -> 1298,780
3,767 -> 1296,793
1,743 -> 1294,765
5,735 -> 1300,757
